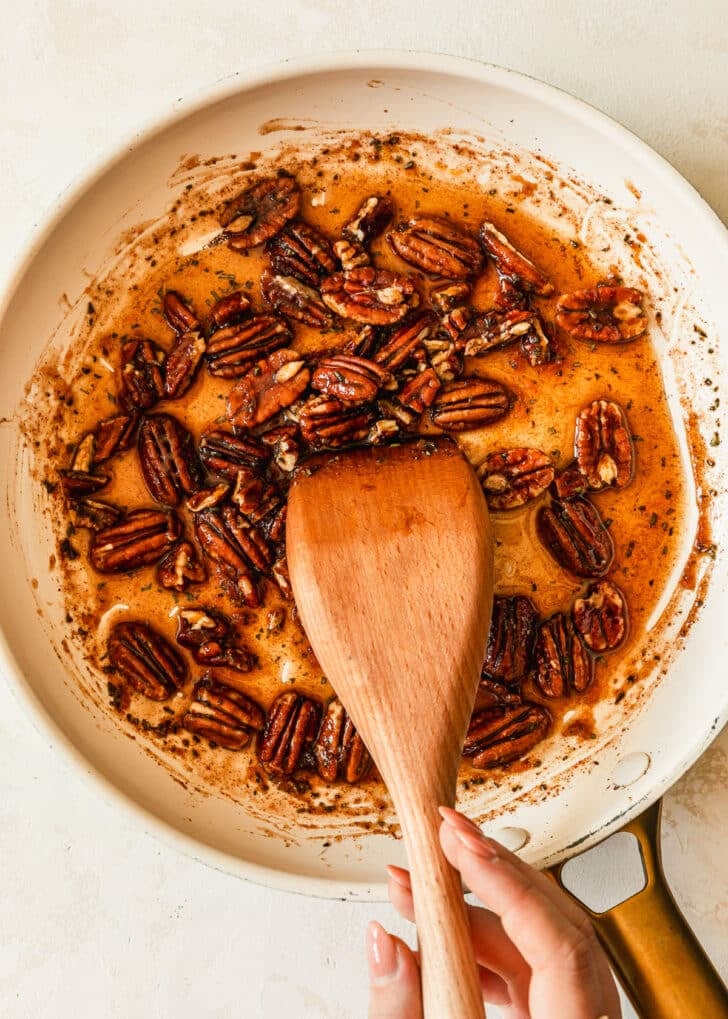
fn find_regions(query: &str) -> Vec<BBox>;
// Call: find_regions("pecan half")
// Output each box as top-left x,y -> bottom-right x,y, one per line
373,312 -> 434,371
388,216 -> 483,279
198,429 -> 269,479
207,290 -> 252,331
313,699 -> 372,783
431,377 -> 512,431
479,223 -> 554,296
259,424 -> 301,473
477,448 -> 554,510
227,349 -> 311,430
93,414 -> 137,461
260,270 -> 331,327
572,580 -> 628,652
108,621 -> 186,701
494,276 -> 529,312
537,497 -> 614,578
440,305 -> 474,345
321,268 -> 419,325
342,195 -> 394,246
205,314 -> 292,378
343,324 -> 381,359
519,314 -> 554,366
163,290 -> 199,333
299,394 -> 375,449
195,506 -> 271,606
156,540 -> 206,591
266,219 -> 337,285
118,338 -> 166,412
533,612 -> 594,697
556,285 -> 647,343
175,606 -> 255,670
164,330 -> 206,399
186,482 -> 230,513
312,354 -> 392,404
476,677 -> 523,711
68,499 -> 122,532
90,509 -> 181,572
220,175 -> 300,250
575,399 -> 635,490
464,309 -> 535,357
425,339 -> 464,382
430,282 -> 472,314
464,703 -> 551,769
231,467 -> 281,524
138,413 -> 204,506
398,368 -> 441,413
333,238 -> 370,271
258,691 -> 321,776
271,555 -> 293,599
551,462 -> 589,500
182,677 -> 265,750
59,469 -> 110,498
483,595 -> 539,683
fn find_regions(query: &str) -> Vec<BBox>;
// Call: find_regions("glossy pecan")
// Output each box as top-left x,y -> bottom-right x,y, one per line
572,580 -> 628,653
175,606 -> 255,670
477,448 -> 554,510
367,419 -> 400,444
464,703 -> 551,769
266,219 -> 337,285
342,195 -> 394,246
321,268 -> 419,325
163,290 -> 199,333
220,175 -> 300,250
271,555 -> 293,599
519,314 -> 554,366
388,216 -> 483,279
537,497 -> 614,578
207,290 -> 252,331
424,339 -> 464,382
59,468 -> 109,498
90,508 -> 181,572
551,462 -> 589,500
93,414 -> 137,462
312,354 -> 392,404
333,238 -> 370,271
138,413 -> 204,506
205,314 -> 292,378
533,612 -> 594,697
198,429 -> 269,479
398,368 -> 441,413
479,223 -> 554,296
373,312 -> 434,371
118,338 -> 166,412
494,275 -> 529,312
227,349 -> 311,430
107,620 -> 186,701
259,424 -> 301,473
431,377 -> 512,431
556,285 -> 647,343
195,506 -> 271,607
476,676 -> 523,711
464,309 -> 536,357
314,699 -> 372,783
164,330 -> 206,399
258,691 -> 321,776
430,282 -> 472,314
483,595 -> 539,683
186,482 -> 230,513
264,503 -> 287,545
231,467 -> 281,524
260,270 -> 331,327
182,677 -> 265,750
156,540 -> 206,591
343,324 -> 381,359
299,394 -> 375,449
575,399 -> 635,490
68,499 -> 123,532
440,305 -> 474,345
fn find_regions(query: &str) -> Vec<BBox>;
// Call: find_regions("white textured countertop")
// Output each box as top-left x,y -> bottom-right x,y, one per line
1,4 -> 726,1017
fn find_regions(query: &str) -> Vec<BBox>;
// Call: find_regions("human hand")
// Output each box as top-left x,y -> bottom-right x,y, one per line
366,806 -> 621,1019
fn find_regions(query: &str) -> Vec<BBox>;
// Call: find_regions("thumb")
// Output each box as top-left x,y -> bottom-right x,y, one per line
367,921 -> 423,1019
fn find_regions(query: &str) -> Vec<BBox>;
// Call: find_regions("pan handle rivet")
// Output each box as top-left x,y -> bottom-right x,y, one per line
611,751 -> 651,789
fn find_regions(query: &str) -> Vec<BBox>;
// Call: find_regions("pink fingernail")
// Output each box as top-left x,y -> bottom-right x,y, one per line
366,921 -> 399,983
386,865 -> 411,889
438,805 -> 485,837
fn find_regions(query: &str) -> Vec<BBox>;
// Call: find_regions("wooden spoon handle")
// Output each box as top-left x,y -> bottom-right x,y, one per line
397,796 -> 484,1019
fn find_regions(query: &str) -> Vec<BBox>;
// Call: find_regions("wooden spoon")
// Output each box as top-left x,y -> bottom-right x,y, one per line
287,437 -> 493,1019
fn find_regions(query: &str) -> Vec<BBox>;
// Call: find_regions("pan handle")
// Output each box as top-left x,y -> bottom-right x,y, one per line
550,799 -> 728,1019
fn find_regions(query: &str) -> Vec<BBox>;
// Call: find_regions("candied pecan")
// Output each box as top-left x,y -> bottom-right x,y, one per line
377,397 -> 419,431
342,195 -> 394,246
494,275 -> 529,312
374,312 -> 434,371
314,699 -> 372,783
537,497 -> 614,578
264,503 -> 287,544
464,703 -> 551,769
321,268 -> 419,325
259,424 -> 301,473
164,330 -> 206,399
227,349 -> 311,430
298,394 -> 374,449
205,314 -> 292,378
93,414 -> 137,461
388,216 -> 483,279
59,469 -> 109,498
195,506 -> 271,606
343,324 -> 381,359
266,219 -> 337,285
477,448 -> 554,510
156,540 -> 206,591
271,555 -> 293,599
231,467 -> 281,524
207,290 -> 252,331
163,290 -> 199,333
476,677 -> 523,711
483,595 -> 539,683
440,305 -> 474,345
69,433 -> 96,472
572,580 -> 628,652
398,368 -> 441,413
220,175 -> 300,250
520,316 -> 554,366
464,309 -> 536,357
260,270 -> 331,327
198,429 -> 269,479
258,691 -> 321,776
479,223 -> 554,296
367,419 -> 400,444
175,606 -> 229,648
90,509 -> 181,572
424,339 -> 464,382
68,499 -> 123,532
118,338 -> 166,412
138,413 -> 204,507
533,613 -> 594,697
551,462 -> 587,500
556,285 -> 647,343
186,482 -> 230,513
333,238 -> 369,271
108,620 -> 186,701
430,282 -> 472,314
312,355 -> 392,404
575,399 -> 635,490
431,377 -> 512,431
182,677 -> 265,750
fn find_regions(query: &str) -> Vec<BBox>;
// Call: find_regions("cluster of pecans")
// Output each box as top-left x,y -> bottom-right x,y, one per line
58,170 -> 647,783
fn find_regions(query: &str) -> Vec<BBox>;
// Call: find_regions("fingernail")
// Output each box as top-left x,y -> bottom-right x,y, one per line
386,865 -> 411,889
439,807 -> 499,859
366,921 -> 400,983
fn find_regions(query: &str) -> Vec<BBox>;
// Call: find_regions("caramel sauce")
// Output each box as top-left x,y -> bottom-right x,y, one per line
37,134 -> 691,822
